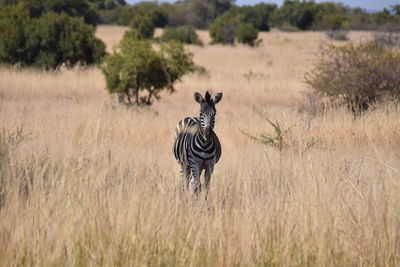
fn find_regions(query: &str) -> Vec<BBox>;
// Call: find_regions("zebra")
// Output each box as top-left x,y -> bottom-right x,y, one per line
173,91 -> 223,195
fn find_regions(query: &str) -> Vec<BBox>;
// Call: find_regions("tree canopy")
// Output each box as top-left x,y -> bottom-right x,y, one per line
102,34 -> 195,105
0,4 -> 106,69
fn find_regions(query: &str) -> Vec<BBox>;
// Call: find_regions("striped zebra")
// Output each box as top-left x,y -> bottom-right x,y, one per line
173,91 -> 223,195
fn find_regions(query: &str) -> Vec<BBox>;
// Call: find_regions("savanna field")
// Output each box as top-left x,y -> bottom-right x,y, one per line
0,27 -> 399,266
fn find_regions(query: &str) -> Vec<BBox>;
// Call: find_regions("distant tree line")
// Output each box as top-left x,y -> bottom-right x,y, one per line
2,0 -> 399,31
101,0 -> 400,32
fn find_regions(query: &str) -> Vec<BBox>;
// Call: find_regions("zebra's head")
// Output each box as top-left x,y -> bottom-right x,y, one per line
194,91 -> 223,140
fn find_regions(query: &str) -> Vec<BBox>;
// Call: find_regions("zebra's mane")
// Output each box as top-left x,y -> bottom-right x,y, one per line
205,91 -> 212,103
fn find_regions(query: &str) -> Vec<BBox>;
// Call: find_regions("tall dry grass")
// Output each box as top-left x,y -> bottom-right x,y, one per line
0,27 -> 399,266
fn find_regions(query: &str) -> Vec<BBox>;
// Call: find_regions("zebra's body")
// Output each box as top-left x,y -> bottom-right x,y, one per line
173,92 -> 223,194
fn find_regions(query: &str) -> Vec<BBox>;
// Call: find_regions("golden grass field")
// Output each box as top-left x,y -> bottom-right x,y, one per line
0,26 -> 399,266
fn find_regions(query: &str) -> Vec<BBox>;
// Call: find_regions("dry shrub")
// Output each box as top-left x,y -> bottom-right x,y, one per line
325,30 -> 349,41
305,42 -> 400,115
374,31 -> 400,49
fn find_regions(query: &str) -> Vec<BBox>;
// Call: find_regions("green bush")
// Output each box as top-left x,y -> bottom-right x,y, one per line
102,34 -> 195,106
0,4 -> 30,65
0,0 -> 100,25
209,14 -> 239,45
0,4 -> 106,69
209,13 -> 260,46
237,4 -> 276,31
305,42 -> 400,115
235,23 -> 260,46
277,22 -> 300,32
114,3 -> 167,27
160,25 -> 203,46
325,14 -> 349,30
129,15 -> 155,39
91,0 -> 126,10
272,0 -> 316,30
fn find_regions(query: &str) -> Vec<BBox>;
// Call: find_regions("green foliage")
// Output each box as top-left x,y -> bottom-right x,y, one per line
371,9 -> 392,25
114,2 -> 167,27
235,23 -> 260,46
89,0 -> 126,10
0,4 -> 30,65
159,0 -> 234,29
160,25 -> 203,46
392,5 -> 400,15
305,42 -> 400,115
229,4 -> 276,31
102,34 -> 195,106
0,5 -> 106,69
278,22 -> 300,32
209,13 -> 238,45
273,0 -> 316,30
312,2 -> 349,29
189,0 -> 215,28
122,28 -> 144,41
325,14 -> 350,30
4,0 -> 399,31
0,0 -> 100,24
209,13 -> 260,46
129,15 -> 155,39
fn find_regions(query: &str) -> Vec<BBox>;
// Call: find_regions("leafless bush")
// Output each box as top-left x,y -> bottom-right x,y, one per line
374,32 -> 400,49
305,42 -> 400,116
325,30 -> 349,41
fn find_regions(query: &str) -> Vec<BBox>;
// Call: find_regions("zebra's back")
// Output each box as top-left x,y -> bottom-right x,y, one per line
173,117 -> 199,164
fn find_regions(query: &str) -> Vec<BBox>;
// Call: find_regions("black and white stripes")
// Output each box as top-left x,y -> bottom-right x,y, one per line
173,91 -> 223,194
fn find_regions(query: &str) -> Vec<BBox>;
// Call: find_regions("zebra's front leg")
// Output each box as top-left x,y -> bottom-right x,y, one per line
189,165 -> 202,196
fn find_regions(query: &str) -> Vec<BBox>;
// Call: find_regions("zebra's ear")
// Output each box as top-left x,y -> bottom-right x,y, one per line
194,92 -> 204,104
214,92 -> 223,104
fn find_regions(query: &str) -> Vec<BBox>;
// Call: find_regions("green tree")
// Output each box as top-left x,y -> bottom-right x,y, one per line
0,4 -> 30,65
209,13 -> 239,44
235,23 -> 259,46
190,0 -> 214,28
371,8 -> 392,25
0,5 -> 106,69
209,12 -> 260,46
392,5 -> 400,15
160,25 -> 203,46
210,0 -> 234,18
234,4 -> 276,31
102,35 -> 195,105
272,0 -> 316,30
325,14 -> 349,30
88,0 -> 126,10
114,2 -> 167,27
0,0 -> 100,24
129,15 -> 155,39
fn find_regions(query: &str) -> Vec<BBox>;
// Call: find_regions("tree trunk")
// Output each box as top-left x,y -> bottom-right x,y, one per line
125,90 -> 132,104
146,88 -> 154,105
116,93 -> 124,104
